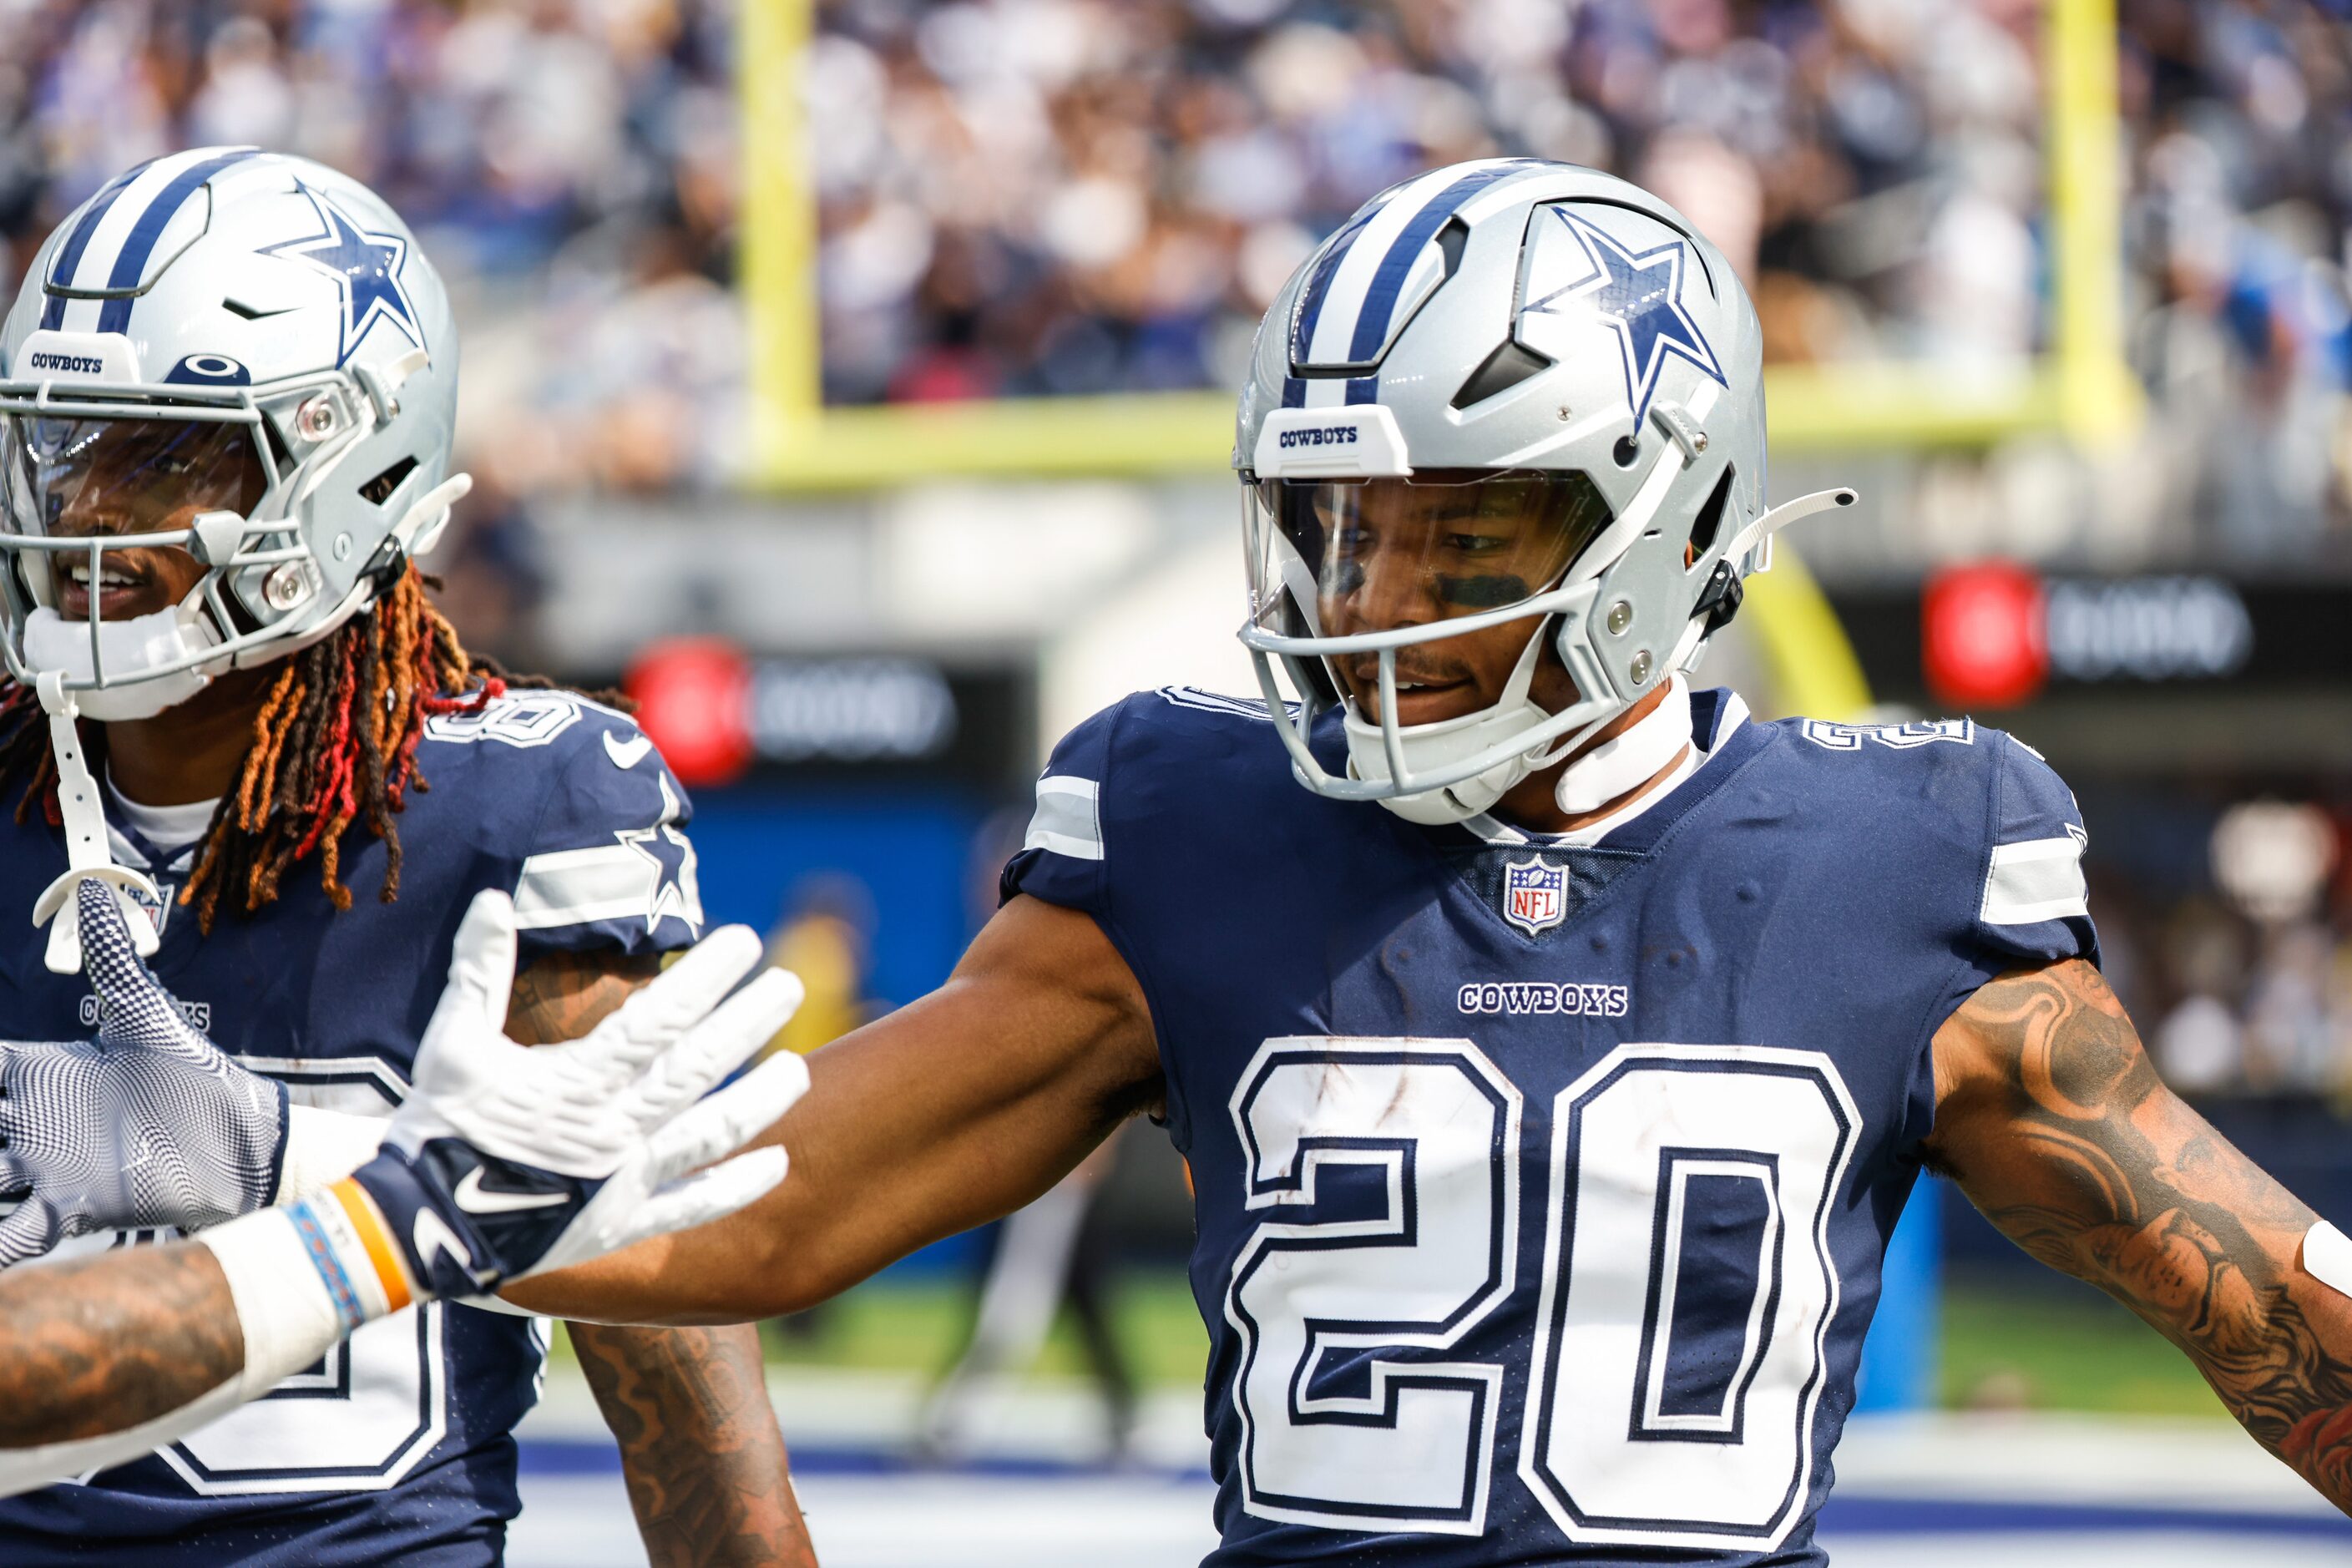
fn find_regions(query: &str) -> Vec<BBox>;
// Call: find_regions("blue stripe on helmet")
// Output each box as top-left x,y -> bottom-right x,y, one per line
1287,200 -> 1389,370
1345,377 -> 1378,404
1344,160 -> 1535,366
1280,377 -> 1306,409
94,149 -> 261,336
37,160 -> 156,330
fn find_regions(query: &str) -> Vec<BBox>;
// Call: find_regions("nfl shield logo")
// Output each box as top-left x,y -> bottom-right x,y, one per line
1502,856 -> 1566,936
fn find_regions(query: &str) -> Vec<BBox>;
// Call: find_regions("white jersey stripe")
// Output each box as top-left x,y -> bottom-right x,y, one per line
1980,835 -> 2090,926
1024,774 -> 1104,861
512,844 -> 703,932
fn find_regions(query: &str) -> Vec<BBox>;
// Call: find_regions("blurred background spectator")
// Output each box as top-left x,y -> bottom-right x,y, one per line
809,0 -> 2051,400
3,3 -> 2347,529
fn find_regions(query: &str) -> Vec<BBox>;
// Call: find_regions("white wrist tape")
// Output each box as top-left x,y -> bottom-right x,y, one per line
2304,1221 -> 2352,1300
275,1107 -> 387,1205
2,1197 -> 422,1500
200,1189 -> 412,1396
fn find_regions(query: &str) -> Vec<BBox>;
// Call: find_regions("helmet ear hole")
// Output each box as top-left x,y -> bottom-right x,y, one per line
358,456 -> 418,506
1684,467 -> 1733,569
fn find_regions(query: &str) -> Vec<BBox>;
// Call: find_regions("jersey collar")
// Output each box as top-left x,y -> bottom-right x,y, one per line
1459,685 -> 1753,851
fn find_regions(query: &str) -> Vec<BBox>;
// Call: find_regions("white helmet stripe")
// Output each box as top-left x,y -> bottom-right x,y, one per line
36,160 -> 151,329
52,148 -> 255,300
1300,166 -> 1468,367
1298,159 -> 1540,371
94,149 -> 263,336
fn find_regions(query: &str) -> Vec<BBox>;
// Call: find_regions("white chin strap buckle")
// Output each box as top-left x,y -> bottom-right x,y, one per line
28,672 -> 161,974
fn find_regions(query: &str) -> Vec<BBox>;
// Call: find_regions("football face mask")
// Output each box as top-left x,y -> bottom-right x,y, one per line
1243,468 -> 1629,808
0,408 -> 278,714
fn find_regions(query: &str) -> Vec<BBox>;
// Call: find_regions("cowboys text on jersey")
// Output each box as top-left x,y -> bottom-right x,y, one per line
1001,683 -> 2089,1565
0,690 -> 701,1566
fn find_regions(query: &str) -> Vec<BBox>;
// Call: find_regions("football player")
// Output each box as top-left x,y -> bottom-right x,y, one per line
32,159 -> 2352,1562
0,150 -> 815,1565
0,878 -> 807,1501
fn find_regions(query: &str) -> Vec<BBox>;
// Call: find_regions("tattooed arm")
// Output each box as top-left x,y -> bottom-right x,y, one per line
508,952 -> 816,1568
1928,958 -> 2352,1505
0,1244 -> 243,1450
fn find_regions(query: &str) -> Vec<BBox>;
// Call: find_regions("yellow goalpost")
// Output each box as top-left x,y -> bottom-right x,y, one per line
733,0 -> 2137,716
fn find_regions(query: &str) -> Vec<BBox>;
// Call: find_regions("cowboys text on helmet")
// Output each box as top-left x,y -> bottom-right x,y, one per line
0,147 -> 470,721
1233,158 -> 1854,824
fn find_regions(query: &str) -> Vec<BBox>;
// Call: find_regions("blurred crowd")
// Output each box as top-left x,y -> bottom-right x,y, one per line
814,0 -> 2344,402
0,5 -> 2349,524
815,0 -> 2055,402
816,0 -> 2352,557
0,0 -> 741,661
2094,795 -> 2352,1101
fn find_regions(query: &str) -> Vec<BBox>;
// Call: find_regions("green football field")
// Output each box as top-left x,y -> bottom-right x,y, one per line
552,1270 -> 2232,1421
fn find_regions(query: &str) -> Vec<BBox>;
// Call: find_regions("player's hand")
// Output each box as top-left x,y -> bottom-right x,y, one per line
341,888 -> 807,1300
0,878 -> 289,1266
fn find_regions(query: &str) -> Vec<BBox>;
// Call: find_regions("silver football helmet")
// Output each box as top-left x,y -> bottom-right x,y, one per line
0,147 -> 471,974
0,146 -> 469,721
1236,159 -> 1853,824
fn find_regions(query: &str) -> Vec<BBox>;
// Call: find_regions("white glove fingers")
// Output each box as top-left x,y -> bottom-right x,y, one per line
593,926 -> 766,1070
0,1194 -> 63,1269
630,969 -> 805,1125
76,880 -> 205,1056
634,1146 -> 791,1247
429,890 -> 521,1041
642,1050 -> 809,1187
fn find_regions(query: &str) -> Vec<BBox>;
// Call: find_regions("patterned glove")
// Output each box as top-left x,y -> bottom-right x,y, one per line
0,878 -> 288,1266
285,889 -> 806,1323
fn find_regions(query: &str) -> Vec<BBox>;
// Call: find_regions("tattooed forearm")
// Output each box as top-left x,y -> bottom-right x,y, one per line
1930,959 -> 2352,1505
573,1322 -> 815,1568
0,1245 -> 243,1447
513,952 -> 815,1563
504,949 -> 664,1046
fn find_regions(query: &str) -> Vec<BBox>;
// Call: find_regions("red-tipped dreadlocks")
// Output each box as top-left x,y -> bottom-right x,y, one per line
0,566 -> 569,933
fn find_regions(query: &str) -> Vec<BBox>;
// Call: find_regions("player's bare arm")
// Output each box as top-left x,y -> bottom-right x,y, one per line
1929,957 -> 2352,1508
572,1317 -> 808,1568
0,1247 -> 241,1449
509,892 -> 1161,1325
505,950 -> 817,1568
0,884 -> 802,1498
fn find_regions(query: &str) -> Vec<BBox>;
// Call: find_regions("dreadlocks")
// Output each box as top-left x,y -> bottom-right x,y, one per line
0,566 -> 564,933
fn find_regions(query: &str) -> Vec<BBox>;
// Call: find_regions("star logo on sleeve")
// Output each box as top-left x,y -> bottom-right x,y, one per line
1519,207 -> 1726,427
615,773 -> 705,938
260,183 -> 422,367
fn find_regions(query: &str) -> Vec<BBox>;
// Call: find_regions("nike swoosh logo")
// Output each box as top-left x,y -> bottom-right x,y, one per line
604,731 -> 654,770
453,1166 -> 568,1215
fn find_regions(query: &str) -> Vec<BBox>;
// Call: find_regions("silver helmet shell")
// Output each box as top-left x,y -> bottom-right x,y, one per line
0,147 -> 468,706
1237,159 -> 1788,824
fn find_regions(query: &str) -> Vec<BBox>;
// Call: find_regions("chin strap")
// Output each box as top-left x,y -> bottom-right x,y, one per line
28,671 -> 161,975
1554,673 -> 1694,815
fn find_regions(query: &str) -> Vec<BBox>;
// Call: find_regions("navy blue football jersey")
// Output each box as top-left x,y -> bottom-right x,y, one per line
1003,685 -> 2095,1566
0,690 -> 704,1566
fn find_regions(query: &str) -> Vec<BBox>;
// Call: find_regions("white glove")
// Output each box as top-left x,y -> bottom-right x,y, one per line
256,889 -> 807,1328
2,895 -> 809,1504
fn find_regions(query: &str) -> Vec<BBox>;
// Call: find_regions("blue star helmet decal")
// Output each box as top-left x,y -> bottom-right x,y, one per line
260,183 -> 422,367
1515,205 -> 1727,429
